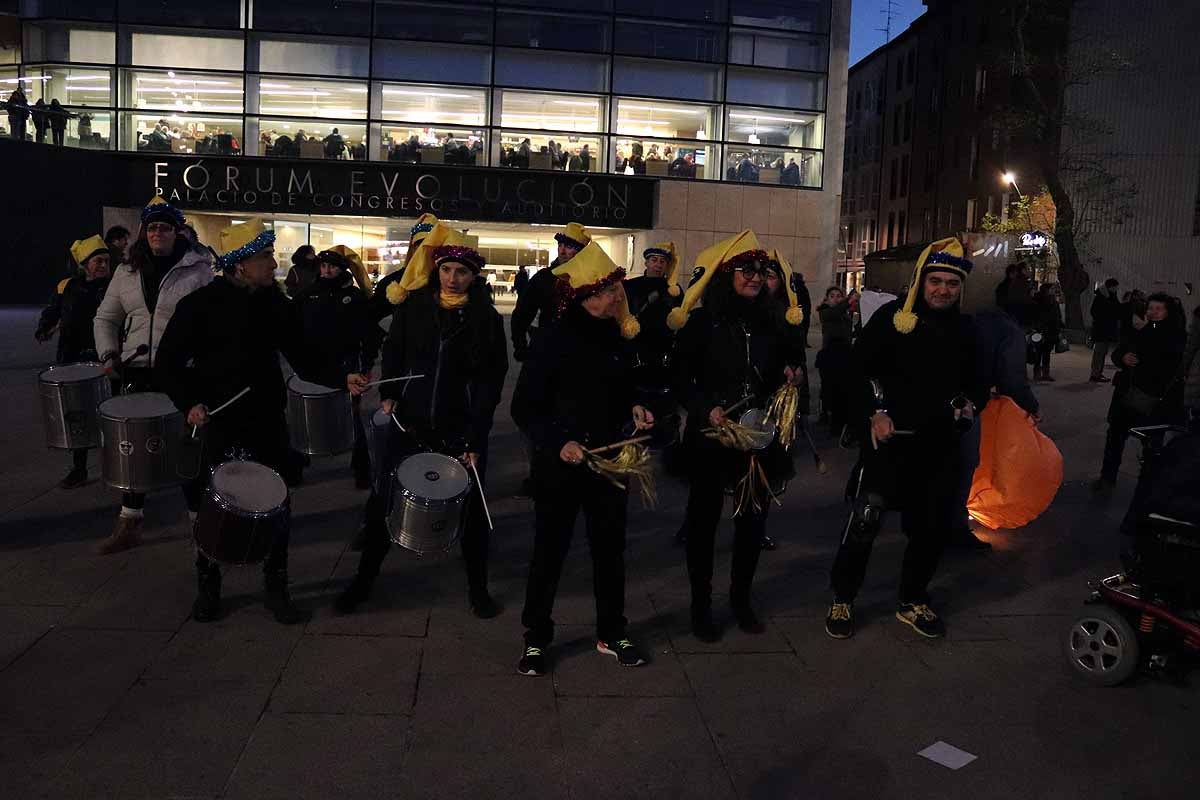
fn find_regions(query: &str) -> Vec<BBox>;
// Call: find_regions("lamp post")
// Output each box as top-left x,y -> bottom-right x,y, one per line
1003,171 -> 1023,199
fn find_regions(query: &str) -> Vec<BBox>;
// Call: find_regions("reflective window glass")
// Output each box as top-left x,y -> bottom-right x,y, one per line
374,1 -> 492,44
612,57 -> 721,102
611,137 -> 717,180
372,40 -> 490,84
730,0 -> 830,33
119,69 -> 244,114
252,76 -> 367,120
729,29 -> 828,72
496,12 -> 610,53
502,0 -> 610,11
726,66 -> 825,110
24,65 -> 111,106
724,105 -> 823,148
613,0 -> 724,23
494,131 -> 601,173
497,90 -> 603,133
252,34 -> 368,78
378,84 -> 486,126
723,144 -> 821,188
252,0 -> 371,37
24,23 -> 115,64
65,108 -> 113,149
118,0 -> 240,28
614,20 -> 724,63
21,0 -> 115,21
119,110 -> 243,155
127,30 -> 244,71
254,119 -> 369,160
378,125 -> 485,165
614,97 -> 717,141
493,49 -> 608,93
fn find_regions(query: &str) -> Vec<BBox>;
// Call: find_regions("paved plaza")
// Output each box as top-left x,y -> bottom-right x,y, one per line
0,307 -> 1195,799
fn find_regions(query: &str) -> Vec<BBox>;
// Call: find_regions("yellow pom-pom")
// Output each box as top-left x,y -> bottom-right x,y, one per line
893,309 -> 918,333
666,306 -> 688,331
785,306 -> 804,326
620,315 -> 641,340
668,283 -> 681,297
386,282 -> 408,305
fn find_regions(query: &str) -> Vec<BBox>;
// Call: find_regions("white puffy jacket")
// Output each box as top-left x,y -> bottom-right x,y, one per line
94,249 -> 213,369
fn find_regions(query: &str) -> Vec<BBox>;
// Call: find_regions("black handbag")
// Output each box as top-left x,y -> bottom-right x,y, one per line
1054,334 -> 1070,354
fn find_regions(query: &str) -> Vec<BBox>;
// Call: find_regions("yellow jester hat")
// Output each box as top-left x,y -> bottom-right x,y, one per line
552,241 -> 640,339
642,241 -> 681,296
70,235 -> 108,268
892,237 -> 972,333
666,229 -> 763,332
405,213 -> 440,267
318,244 -> 372,298
387,221 -> 456,304
767,248 -> 804,326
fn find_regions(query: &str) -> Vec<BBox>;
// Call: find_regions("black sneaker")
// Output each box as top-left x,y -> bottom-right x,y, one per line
517,645 -> 547,676
1089,375 -> 1110,383
691,609 -> 721,643
825,602 -> 854,639
896,602 -> 945,638
596,637 -> 647,667
59,468 -> 88,489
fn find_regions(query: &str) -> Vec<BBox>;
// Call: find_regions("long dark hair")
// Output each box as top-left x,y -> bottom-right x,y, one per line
127,231 -> 187,272
702,269 -> 775,325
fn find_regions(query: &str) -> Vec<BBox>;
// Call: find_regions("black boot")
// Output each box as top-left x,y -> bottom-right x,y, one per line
691,606 -> 721,643
334,573 -> 374,615
469,588 -> 500,619
731,600 -> 765,634
192,565 -> 222,623
264,570 -> 308,625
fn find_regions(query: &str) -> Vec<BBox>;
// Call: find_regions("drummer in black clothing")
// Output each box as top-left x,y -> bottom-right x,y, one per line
336,233 -> 509,618
35,235 -> 111,488
511,241 -> 653,676
295,245 -> 381,488
668,230 -> 806,641
623,241 -> 682,419
156,219 -> 346,625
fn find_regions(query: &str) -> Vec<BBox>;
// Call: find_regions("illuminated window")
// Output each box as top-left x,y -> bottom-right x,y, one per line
250,76 -> 368,120
493,131 -> 602,173
119,111 -> 244,155
24,66 -> 112,107
724,105 -> 824,149
119,69 -> 244,115
126,30 -> 244,71
497,90 -> 603,134
253,120 -> 369,160
377,84 -> 487,126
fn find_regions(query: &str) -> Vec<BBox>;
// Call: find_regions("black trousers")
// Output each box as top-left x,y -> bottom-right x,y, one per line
830,436 -> 957,605
521,457 -> 628,647
350,395 -> 369,480
191,411 -> 293,578
683,471 -> 767,613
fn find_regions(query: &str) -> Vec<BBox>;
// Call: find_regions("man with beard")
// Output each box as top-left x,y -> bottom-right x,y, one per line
825,238 -> 986,640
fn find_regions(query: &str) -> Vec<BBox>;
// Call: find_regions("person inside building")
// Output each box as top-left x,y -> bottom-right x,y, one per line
668,231 -> 806,641
510,222 -> 592,496
825,239 -> 985,641
1089,278 -> 1121,382
35,236 -> 113,488
284,245 -> 319,299
512,241 -> 651,675
295,245 -> 381,489
31,97 -> 48,143
336,234 -> 509,618
93,197 -> 213,555
7,86 -> 30,141
155,219 -> 346,624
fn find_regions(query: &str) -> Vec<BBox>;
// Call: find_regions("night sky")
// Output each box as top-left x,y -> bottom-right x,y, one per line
850,0 -> 927,65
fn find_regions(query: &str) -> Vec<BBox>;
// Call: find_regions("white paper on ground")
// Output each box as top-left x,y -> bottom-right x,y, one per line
917,741 -> 977,770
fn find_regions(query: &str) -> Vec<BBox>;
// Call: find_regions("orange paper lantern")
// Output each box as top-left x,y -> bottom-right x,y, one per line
967,396 -> 1063,530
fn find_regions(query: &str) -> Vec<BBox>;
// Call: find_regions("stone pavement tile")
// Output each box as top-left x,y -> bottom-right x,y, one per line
144,615 -> 302,684
650,592 -> 795,654
540,581 -> 658,627
421,604 -> 528,676
0,604 -> 67,670
54,679 -> 273,799
550,624 -> 692,697
400,674 -> 568,800
0,628 -> 170,735
558,696 -> 735,799
0,547 -> 127,607
270,634 -> 421,715
223,712 -> 410,800
772,613 -> 927,678
62,540 -> 194,632
0,733 -> 87,800
682,652 -> 884,799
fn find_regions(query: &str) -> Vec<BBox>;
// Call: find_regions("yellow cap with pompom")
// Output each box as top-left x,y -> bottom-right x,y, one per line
666,229 -> 763,332
551,241 -> 640,340
892,237 -> 971,333
389,223 -> 458,304
767,248 -> 804,327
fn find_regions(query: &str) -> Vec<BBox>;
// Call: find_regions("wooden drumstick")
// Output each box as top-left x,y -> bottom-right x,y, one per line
585,435 -> 652,456
365,374 -> 425,389
191,386 -> 251,438
468,461 -> 494,531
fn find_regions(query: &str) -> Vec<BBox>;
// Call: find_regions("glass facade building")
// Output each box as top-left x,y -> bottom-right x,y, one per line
3,0 -> 833,188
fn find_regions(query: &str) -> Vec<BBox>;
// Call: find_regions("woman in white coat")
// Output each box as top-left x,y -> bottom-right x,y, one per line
92,197 -> 212,554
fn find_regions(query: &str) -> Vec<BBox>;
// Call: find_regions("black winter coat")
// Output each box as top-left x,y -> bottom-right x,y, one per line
511,304 -> 636,455
510,263 -> 560,360
1111,317 -> 1186,400
852,300 -> 985,441
1090,291 -> 1122,341
155,277 -> 340,429
371,268 -> 405,323
295,274 -> 381,379
623,275 -> 679,393
37,275 -> 109,363
380,285 -> 508,453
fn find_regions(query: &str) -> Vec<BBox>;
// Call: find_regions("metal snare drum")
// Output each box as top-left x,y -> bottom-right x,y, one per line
387,452 -> 471,555
99,393 -> 185,491
287,375 -> 354,456
194,460 -> 289,565
39,362 -> 112,449
738,407 -> 778,451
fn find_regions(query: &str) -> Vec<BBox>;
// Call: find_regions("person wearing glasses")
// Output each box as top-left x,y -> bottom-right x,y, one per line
93,197 -> 212,555
667,230 -> 806,642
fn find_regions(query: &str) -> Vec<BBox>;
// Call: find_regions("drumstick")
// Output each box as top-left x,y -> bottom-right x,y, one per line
191,386 -> 252,438
365,374 -> 424,388
801,425 -> 828,475
585,435 -> 652,456
468,461 -> 494,531
723,394 -> 755,418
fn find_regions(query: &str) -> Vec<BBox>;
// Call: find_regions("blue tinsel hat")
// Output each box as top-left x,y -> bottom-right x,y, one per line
216,219 -> 276,272
141,196 -> 185,229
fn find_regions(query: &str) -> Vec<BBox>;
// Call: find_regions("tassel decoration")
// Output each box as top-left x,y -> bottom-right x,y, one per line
584,443 -> 657,508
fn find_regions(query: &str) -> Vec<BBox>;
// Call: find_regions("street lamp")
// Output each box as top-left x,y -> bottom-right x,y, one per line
1002,171 -> 1023,199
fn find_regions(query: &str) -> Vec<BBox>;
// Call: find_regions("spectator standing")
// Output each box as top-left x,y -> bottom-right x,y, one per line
1089,278 -> 1121,382
995,263 -> 1035,328
1180,306 -> 1200,431
1032,283 -> 1063,382
6,86 -> 30,140
31,98 -> 48,143
816,286 -> 855,444
105,225 -> 131,265
284,245 -> 319,299
48,99 -> 70,146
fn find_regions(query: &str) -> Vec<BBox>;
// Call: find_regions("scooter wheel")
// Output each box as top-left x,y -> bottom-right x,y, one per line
1064,604 -> 1140,686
